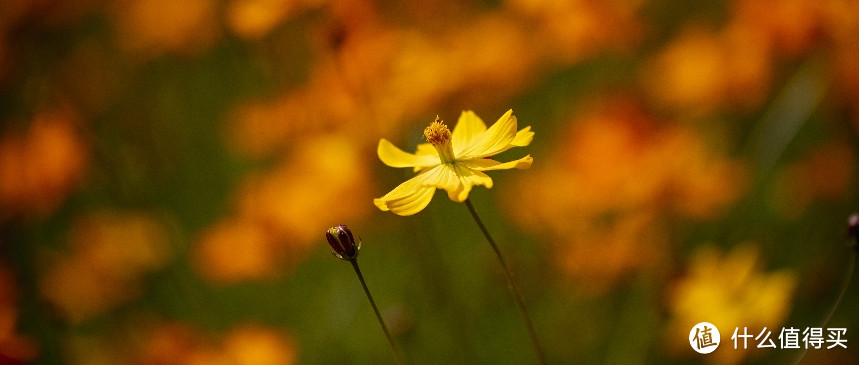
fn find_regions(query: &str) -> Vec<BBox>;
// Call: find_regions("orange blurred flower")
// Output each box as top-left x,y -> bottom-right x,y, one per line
111,0 -> 219,57
226,0 -> 327,40
0,109 -> 88,222
553,210 -> 665,293
193,217 -> 282,284
728,0 -> 859,76
770,141 -> 855,218
834,46 -> 859,132
235,133 -> 373,247
194,133 -> 373,283
226,14 -> 541,159
39,211 -> 171,323
504,98 -> 747,292
732,0 -> 824,57
221,324 -> 298,365
665,244 -> 796,365
133,321 -> 297,365
824,1 -> 859,131
641,25 -> 772,113
507,0 -> 644,62
221,0 -> 647,160
134,321 -> 205,365
0,267 -> 38,363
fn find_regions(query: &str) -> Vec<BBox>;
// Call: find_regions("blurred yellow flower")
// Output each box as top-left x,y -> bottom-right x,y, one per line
666,244 -> 796,365
374,110 -> 533,215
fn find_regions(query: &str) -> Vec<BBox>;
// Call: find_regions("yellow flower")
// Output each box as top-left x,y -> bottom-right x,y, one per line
374,110 -> 534,216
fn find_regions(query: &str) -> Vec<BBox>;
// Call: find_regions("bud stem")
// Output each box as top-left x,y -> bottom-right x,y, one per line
791,246 -> 857,364
351,259 -> 405,365
464,198 -> 546,365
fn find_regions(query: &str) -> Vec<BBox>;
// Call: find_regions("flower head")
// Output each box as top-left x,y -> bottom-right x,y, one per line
326,224 -> 360,260
374,110 -> 533,216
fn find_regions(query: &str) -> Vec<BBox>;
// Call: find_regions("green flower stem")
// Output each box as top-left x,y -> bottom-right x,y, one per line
465,198 -> 547,365
792,251 -> 856,365
351,259 -> 405,365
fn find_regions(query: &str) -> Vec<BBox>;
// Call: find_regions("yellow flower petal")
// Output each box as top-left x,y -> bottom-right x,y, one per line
452,110 -> 488,156
447,164 -> 494,202
457,109 -> 518,159
511,126 -> 534,147
415,142 -> 436,156
420,164 -> 461,192
376,185 -> 436,216
374,169 -> 438,216
378,138 -> 439,168
413,143 -> 439,172
473,126 -> 534,157
461,154 -> 533,171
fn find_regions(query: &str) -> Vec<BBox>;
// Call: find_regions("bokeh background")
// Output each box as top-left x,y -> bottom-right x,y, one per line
1,0 -> 859,364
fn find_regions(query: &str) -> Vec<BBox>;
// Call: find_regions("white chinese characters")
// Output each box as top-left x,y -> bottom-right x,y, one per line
731,327 -> 847,349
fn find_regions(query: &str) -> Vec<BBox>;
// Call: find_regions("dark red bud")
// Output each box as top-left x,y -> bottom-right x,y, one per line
326,224 -> 360,260
849,213 -> 859,244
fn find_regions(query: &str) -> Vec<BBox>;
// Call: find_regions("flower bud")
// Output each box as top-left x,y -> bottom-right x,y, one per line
849,213 -> 859,243
326,224 -> 360,260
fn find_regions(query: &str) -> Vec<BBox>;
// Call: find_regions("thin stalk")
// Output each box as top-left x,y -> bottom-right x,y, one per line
792,252 -> 856,365
351,259 -> 405,365
465,198 -> 547,365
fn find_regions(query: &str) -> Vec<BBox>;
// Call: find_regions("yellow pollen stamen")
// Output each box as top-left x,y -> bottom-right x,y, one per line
423,116 -> 456,164
423,117 -> 451,146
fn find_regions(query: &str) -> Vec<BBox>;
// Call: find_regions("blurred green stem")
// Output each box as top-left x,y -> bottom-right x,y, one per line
350,259 -> 405,365
464,199 -> 546,365
792,251 -> 856,365
748,56 -> 826,180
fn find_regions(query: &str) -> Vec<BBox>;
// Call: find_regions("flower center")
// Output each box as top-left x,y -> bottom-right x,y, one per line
424,116 -> 456,164
424,117 -> 450,145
